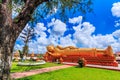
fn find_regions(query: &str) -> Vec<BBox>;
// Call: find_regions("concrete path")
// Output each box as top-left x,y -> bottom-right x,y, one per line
11,65 -> 71,79
86,64 -> 120,71
63,62 -> 120,71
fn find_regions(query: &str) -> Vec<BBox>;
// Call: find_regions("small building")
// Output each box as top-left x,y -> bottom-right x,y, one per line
13,51 -> 43,61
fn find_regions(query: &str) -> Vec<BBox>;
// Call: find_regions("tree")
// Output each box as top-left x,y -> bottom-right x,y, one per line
0,0 -> 93,79
18,50 -> 24,61
20,25 -> 35,57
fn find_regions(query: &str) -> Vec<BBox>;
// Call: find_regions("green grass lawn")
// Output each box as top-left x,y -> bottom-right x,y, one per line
16,66 -> 120,80
11,62 -> 61,73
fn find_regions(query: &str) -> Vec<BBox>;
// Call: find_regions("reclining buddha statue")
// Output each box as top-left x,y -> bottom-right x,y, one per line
44,45 -> 118,67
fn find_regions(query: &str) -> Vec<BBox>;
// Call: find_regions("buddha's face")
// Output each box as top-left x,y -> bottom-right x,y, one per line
47,45 -> 54,52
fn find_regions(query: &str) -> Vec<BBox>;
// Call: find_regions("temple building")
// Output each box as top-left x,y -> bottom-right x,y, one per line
44,45 -> 118,67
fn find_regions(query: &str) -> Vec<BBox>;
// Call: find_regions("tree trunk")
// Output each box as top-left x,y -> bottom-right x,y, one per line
0,0 -> 48,79
0,19 -> 16,80
0,19 -> 17,80
0,0 -> 15,79
0,21 -> 16,79
23,44 -> 28,57
0,43 -> 13,80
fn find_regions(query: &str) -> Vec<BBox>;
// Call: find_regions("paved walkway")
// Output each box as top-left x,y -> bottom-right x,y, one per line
11,65 -> 71,79
11,63 -> 120,79
86,64 -> 120,71
63,62 -> 120,71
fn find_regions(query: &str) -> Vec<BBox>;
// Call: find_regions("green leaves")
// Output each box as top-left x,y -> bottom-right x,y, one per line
12,0 -> 93,21
33,0 -> 93,22
13,0 -> 24,4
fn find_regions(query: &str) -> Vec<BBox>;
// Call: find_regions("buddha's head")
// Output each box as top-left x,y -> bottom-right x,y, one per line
47,45 -> 55,52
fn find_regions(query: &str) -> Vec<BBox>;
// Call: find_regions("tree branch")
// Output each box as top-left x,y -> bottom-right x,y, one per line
13,0 -> 49,34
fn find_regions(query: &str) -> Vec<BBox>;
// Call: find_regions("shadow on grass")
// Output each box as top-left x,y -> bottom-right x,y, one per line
17,77 -> 32,80
11,62 -> 62,73
11,65 -> 46,73
75,65 -> 86,68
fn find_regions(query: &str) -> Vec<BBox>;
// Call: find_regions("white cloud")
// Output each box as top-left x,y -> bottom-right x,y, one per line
37,37 -> 50,46
112,29 -> 120,38
111,2 -> 120,27
34,23 -> 47,38
111,43 -> 120,53
48,18 -> 66,36
37,46 -> 47,54
115,22 -> 120,27
93,34 -> 116,48
59,34 -> 76,47
71,16 -> 120,52
35,23 -> 47,36
114,19 -> 120,27
111,2 -> 120,17
14,16 -> 120,54
73,27 -> 119,52
48,35 -> 59,46
28,39 -> 48,53
39,32 -> 47,37
72,20 -> 95,48
71,18 -> 95,37
14,44 -> 24,51
28,41 -> 38,53
47,29 -> 51,33
53,7 -> 57,13
82,22 -> 95,35
36,23 -> 47,31
69,16 -> 82,24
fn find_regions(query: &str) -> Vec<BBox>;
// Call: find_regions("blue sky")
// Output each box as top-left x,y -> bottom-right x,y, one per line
14,0 -> 120,53
86,0 -> 120,35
